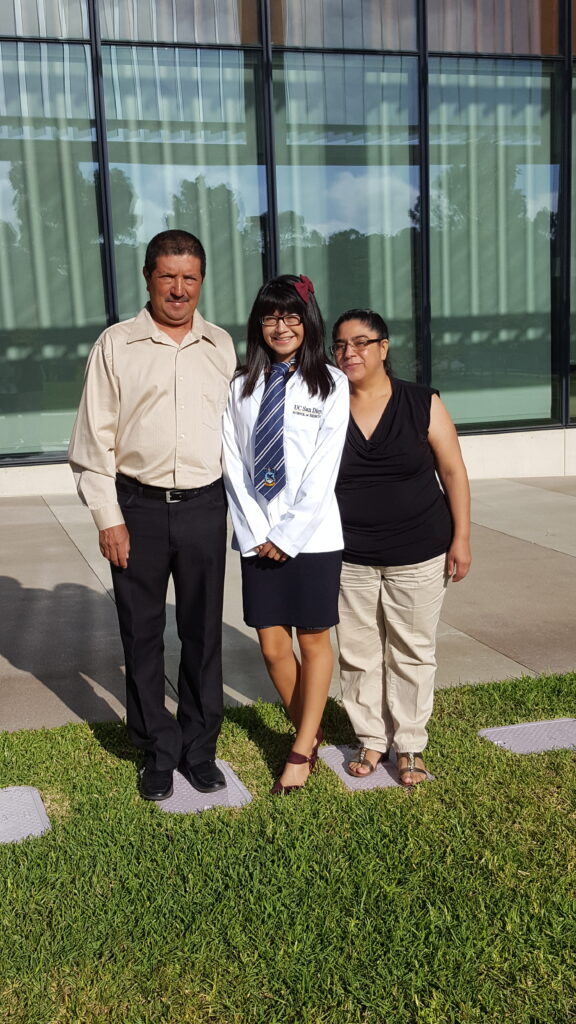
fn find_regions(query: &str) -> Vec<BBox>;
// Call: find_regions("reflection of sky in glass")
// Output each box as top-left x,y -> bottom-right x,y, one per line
516,164 -> 558,217
1,159 -> 556,242
429,163 -> 558,220
277,164 -> 418,238
108,163 -> 266,241
109,161 -> 418,242
0,160 -> 98,230
0,163 -> 16,228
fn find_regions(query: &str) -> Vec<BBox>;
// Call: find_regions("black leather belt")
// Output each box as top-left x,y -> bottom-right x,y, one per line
116,472 -> 221,503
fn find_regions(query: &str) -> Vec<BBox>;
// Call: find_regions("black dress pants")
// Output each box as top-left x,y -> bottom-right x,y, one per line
111,480 -> 227,771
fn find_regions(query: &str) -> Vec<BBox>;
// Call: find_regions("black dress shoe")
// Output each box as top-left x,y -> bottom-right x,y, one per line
139,767 -> 173,801
179,759 -> 226,793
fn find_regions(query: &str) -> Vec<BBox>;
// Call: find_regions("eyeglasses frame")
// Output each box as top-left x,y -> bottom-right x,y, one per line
260,314 -> 303,327
330,336 -> 386,358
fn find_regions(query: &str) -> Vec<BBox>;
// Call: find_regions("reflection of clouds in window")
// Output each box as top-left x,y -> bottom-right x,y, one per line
0,165 -> 17,228
515,164 -> 558,218
429,161 -> 557,226
277,166 -> 417,238
110,164 -> 266,242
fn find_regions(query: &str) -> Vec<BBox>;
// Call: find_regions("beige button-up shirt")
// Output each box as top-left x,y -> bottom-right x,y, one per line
69,306 -> 237,530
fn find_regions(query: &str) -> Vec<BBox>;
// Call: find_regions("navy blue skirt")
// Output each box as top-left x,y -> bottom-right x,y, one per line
241,550 -> 343,629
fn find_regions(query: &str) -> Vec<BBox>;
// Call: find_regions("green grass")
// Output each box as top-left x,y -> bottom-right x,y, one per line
0,673 -> 575,1024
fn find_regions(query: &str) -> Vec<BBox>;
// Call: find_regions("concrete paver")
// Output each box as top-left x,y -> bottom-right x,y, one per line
470,479 -> 576,556
0,477 -> 574,732
442,521 -> 576,675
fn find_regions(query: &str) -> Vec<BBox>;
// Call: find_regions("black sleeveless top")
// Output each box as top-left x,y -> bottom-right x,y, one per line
335,377 -> 452,566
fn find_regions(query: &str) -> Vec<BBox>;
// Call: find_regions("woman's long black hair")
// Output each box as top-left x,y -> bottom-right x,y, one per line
239,275 -> 334,400
331,308 -> 392,374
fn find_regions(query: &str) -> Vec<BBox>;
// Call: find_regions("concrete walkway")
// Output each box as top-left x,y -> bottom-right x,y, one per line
0,477 -> 574,733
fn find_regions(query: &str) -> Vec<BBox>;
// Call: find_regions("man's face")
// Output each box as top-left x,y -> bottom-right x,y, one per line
144,254 -> 203,331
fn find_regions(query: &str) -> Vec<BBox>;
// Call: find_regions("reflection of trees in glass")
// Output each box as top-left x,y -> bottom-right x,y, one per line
107,168 -> 140,245
0,155 -> 109,428
158,174 -> 265,331
277,209 -> 418,377
427,155 -> 554,401
1,157 -> 109,328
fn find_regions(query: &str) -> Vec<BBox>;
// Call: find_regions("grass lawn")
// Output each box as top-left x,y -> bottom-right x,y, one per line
0,672 -> 574,1024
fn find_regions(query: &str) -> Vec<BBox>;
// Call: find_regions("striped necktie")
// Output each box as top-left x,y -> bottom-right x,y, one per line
254,360 -> 294,501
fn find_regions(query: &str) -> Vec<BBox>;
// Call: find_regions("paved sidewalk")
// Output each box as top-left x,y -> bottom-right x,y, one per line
0,477 -> 574,733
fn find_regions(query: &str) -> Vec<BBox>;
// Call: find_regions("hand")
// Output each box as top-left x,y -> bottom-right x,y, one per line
256,541 -> 288,562
446,537 -> 471,582
99,524 -> 130,569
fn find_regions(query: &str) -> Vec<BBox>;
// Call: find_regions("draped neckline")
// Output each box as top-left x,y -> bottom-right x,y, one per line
349,377 -> 395,448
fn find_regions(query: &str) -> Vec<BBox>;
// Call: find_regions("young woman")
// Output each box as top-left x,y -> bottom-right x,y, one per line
222,275 -> 349,794
332,309 -> 471,786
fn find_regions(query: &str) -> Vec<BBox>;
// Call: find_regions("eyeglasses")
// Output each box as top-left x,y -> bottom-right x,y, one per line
331,337 -> 385,357
260,314 -> 303,327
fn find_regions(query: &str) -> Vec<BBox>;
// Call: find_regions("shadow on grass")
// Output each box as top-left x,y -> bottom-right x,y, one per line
89,698 -> 357,779
90,720 -> 140,766
224,697 -> 356,775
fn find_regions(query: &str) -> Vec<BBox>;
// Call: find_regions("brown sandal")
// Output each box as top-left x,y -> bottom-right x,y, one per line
397,751 -> 428,788
346,745 -> 389,778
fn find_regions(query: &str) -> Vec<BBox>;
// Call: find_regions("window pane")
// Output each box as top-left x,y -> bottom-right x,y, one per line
429,58 -> 557,428
274,53 -> 420,378
271,0 -> 416,50
98,0 -> 258,45
0,0 -> 88,38
427,0 -> 559,56
0,42 -> 107,457
102,47 -> 267,344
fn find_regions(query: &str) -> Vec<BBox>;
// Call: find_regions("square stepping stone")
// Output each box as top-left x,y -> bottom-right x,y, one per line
0,786 -> 51,844
479,717 -> 576,754
319,745 -> 433,791
159,760 -> 252,814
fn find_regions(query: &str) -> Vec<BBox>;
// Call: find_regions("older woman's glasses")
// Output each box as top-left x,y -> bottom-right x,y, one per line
331,337 -> 385,358
260,314 -> 303,327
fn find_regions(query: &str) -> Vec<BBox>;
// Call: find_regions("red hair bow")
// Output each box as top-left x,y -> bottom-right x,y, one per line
293,274 -> 315,303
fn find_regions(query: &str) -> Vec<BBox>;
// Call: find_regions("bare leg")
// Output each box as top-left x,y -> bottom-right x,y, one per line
257,625 -> 303,727
276,628 -> 333,789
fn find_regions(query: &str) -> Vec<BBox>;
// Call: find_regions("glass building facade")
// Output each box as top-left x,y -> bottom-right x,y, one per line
0,0 -> 574,463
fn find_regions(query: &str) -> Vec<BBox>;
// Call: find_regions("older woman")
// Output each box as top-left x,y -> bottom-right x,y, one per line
331,309 -> 471,787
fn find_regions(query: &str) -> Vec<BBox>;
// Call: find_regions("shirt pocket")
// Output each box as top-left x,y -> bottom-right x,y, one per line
202,381 -> 229,430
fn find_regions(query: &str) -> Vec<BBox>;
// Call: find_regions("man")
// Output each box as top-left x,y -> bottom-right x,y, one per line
69,230 -> 237,801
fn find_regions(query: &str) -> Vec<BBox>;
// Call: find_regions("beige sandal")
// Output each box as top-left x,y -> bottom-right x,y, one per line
346,745 -> 389,778
397,751 -> 428,788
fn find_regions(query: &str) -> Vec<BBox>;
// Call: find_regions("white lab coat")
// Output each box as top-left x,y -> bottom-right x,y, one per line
222,365 -> 349,559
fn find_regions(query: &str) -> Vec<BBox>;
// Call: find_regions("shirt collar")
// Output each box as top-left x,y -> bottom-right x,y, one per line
126,306 -> 217,347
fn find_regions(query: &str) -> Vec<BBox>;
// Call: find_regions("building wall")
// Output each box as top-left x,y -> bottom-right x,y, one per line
0,0 -> 575,473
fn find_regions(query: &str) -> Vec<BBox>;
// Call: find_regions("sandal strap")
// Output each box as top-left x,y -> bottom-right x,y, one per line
398,751 -> 427,778
347,745 -> 389,777
286,750 -> 312,767
348,746 -> 375,776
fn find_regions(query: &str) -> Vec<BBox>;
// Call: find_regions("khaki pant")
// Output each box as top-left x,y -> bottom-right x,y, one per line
336,554 -> 447,754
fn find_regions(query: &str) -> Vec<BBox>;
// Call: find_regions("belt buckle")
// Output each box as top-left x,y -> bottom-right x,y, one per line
166,489 -> 185,503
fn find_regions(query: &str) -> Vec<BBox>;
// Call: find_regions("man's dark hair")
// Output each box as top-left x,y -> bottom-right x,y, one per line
144,230 -> 206,278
